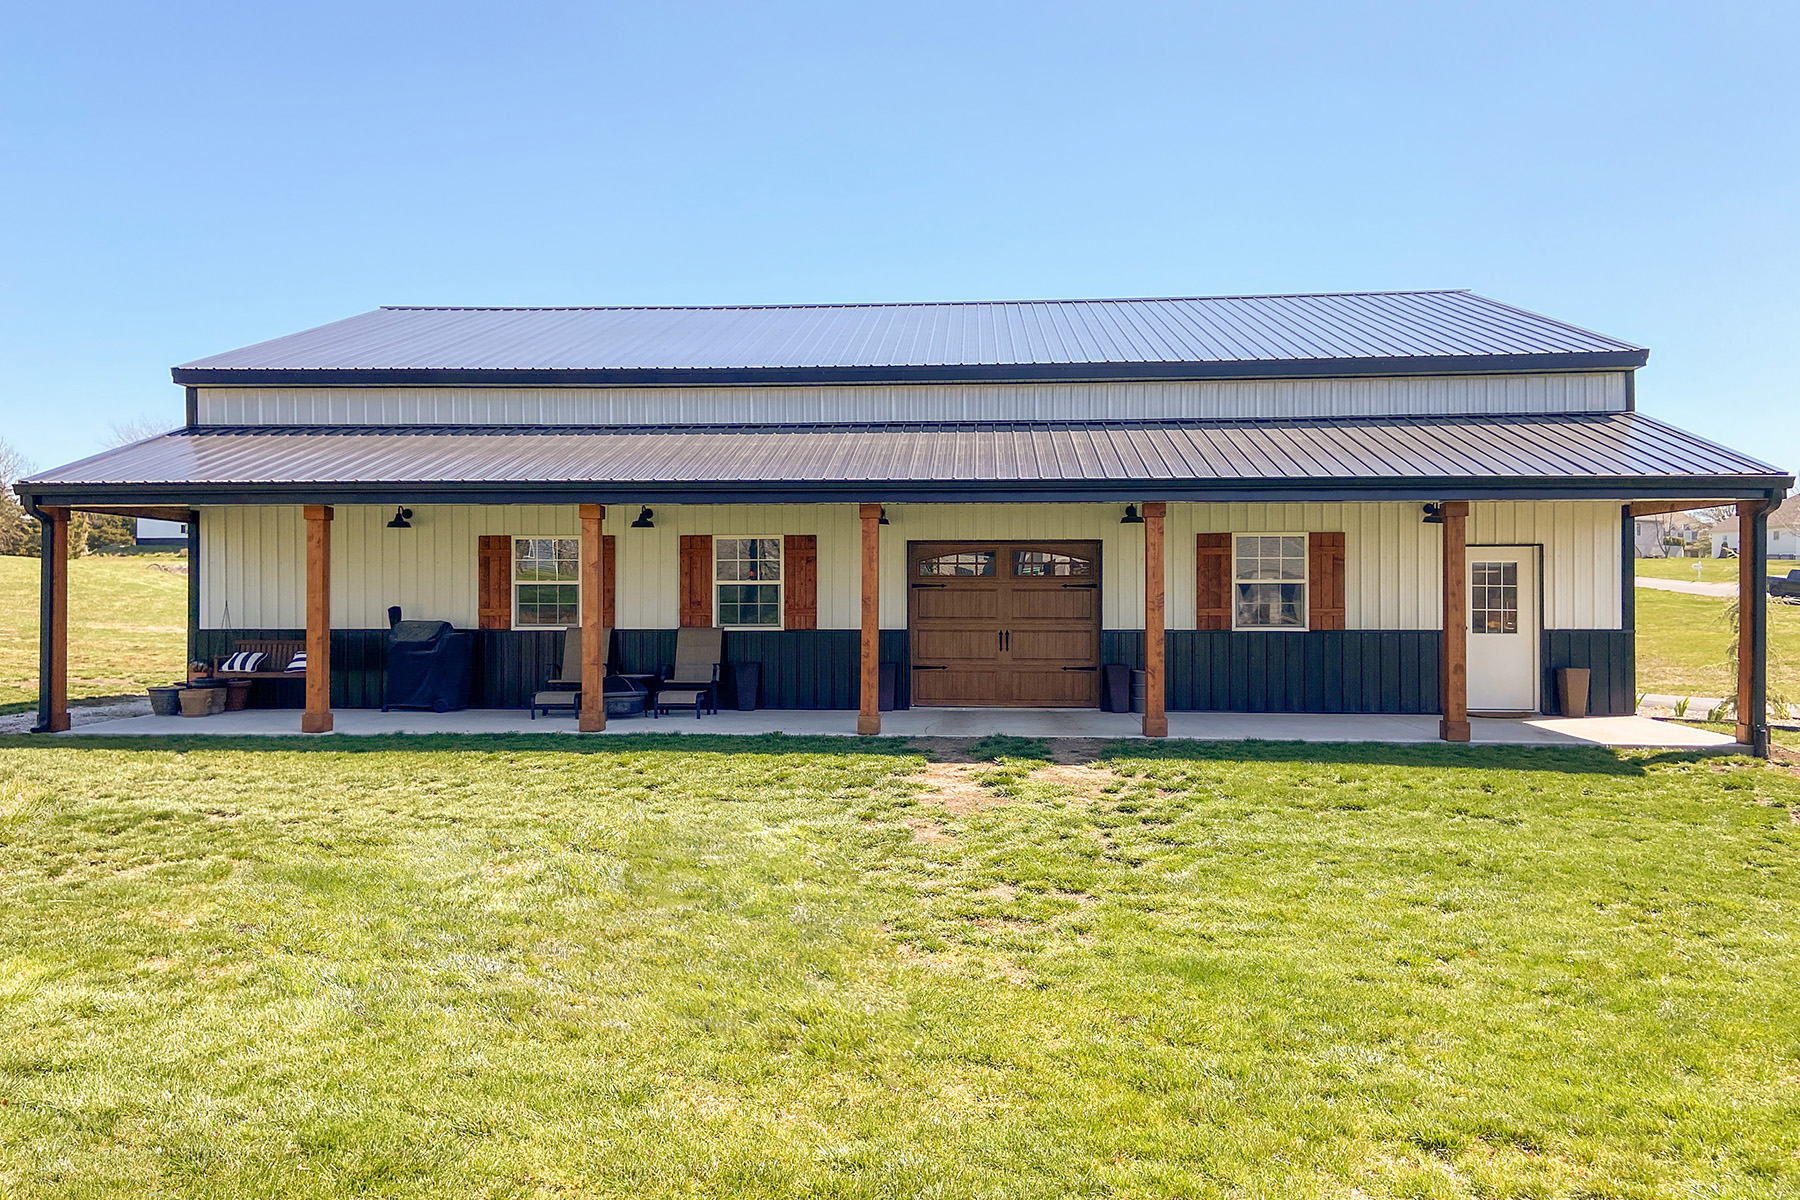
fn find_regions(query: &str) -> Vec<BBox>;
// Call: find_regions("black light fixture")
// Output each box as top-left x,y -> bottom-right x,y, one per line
630,506 -> 655,529
878,506 -> 889,526
386,506 -> 413,529
1120,504 -> 1145,525
1421,503 -> 1444,525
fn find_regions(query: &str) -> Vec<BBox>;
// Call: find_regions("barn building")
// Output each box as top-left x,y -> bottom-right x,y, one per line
19,292 -> 1792,751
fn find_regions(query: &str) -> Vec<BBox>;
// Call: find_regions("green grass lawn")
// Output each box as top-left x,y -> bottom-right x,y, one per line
1633,585 -> 1800,700
0,553 -> 188,716
1,734 -> 1795,1197
1633,558 -> 1795,584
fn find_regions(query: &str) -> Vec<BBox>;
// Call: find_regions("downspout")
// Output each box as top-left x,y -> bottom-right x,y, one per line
22,494 -> 55,734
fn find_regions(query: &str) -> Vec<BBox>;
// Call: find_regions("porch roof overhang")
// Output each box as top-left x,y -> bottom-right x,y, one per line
22,412 -> 1791,509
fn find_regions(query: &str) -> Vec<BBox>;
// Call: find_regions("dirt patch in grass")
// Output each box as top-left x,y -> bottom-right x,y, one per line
1028,763 -> 1115,801
910,734 -> 1115,764
904,815 -> 957,845
915,761 -> 1010,814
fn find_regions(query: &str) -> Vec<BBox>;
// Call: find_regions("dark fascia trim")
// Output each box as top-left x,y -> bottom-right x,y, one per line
184,386 -> 198,427
23,477 -> 1791,510
170,350 -> 1651,389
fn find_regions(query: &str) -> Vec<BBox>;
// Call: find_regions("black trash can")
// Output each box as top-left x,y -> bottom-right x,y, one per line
730,662 -> 762,711
1101,664 -> 1132,713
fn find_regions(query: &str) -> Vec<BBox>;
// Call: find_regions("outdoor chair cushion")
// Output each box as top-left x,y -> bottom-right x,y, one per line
667,628 -> 723,683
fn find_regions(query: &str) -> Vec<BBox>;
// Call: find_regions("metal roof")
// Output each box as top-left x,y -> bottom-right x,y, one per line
24,413 -> 1787,507
172,292 -> 1649,386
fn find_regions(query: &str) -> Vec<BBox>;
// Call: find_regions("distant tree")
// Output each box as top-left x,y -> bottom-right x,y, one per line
108,415 -> 176,446
0,437 -> 118,557
0,438 -> 36,556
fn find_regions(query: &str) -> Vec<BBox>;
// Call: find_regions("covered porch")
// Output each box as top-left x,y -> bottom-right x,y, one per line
19,414 -> 1791,756
49,704 -> 1745,751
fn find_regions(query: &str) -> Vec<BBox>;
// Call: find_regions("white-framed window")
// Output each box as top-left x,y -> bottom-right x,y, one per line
716,536 -> 782,628
513,536 -> 580,628
1233,534 -> 1308,629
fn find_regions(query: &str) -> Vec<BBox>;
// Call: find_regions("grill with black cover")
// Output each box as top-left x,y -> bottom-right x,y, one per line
382,620 -> 473,713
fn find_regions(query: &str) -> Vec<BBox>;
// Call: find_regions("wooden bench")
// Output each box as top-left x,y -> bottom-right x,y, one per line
199,638 -> 307,680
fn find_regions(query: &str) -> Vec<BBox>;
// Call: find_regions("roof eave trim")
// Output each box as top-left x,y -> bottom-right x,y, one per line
170,350 -> 1650,388
24,473 -> 1788,510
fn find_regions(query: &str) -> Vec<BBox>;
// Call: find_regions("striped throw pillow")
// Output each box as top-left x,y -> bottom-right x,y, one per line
284,650 -> 307,673
221,651 -> 267,673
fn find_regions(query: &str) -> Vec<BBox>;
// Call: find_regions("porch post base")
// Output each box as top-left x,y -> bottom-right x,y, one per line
579,711 -> 605,733
1735,721 -> 1753,747
1439,718 -> 1470,742
300,712 -> 334,734
857,713 -> 881,736
44,714 -> 71,733
1142,714 -> 1168,738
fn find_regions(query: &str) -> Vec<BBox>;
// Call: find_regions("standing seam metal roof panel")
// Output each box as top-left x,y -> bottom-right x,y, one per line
173,291 -> 1647,378
22,414 -> 1789,498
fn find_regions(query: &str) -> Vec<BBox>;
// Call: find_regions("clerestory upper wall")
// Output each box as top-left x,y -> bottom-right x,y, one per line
192,372 -> 1629,427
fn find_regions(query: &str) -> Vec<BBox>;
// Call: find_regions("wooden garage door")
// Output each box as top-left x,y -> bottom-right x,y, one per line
908,541 -> 1101,707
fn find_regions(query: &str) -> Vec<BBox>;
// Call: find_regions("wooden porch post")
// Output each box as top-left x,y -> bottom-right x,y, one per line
579,504 -> 607,732
858,503 -> 881,736
39,507 -> 70,733
1439,501 -> 1470,742
1142,501 -> 1168,737
1737,499 -> 1768,753
301,505 -> 333,734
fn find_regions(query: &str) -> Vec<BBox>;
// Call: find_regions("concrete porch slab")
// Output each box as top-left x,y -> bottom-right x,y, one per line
55,706 -> 1743,751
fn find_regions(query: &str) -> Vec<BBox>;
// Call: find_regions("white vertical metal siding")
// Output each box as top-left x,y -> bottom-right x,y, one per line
198,500 -> 1620,633
200,505 -> 576,629
1470,501 -> 1621,630
195,372 -> 1629,426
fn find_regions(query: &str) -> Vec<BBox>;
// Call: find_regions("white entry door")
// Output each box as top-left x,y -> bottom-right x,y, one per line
1466,548 -> 1539,714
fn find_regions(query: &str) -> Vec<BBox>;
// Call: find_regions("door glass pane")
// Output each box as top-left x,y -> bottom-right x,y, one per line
1013,551 -> 1092,577
1470,561 -> 1519,634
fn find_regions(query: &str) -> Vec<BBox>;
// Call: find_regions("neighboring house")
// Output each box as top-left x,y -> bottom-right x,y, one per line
1711,507 -> 1800,558
1633,510 -> 1707,557
19,291 -> 1794,743
134,516 -> 188,547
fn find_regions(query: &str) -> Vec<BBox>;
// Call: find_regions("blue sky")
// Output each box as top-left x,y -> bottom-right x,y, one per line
3,0 -> 1795,472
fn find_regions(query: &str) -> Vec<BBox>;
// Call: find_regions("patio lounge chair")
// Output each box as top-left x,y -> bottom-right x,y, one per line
653,628 -> 721,719
530,627 -> 609,718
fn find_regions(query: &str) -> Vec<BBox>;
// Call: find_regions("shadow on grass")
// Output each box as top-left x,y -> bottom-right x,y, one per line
1096,737 -> 1743,776
0,693 -> 149,719
0,731 -> 929,758
0,729 -> 1748,775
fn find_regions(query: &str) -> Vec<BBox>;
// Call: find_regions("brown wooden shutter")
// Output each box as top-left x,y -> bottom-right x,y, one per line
784,534 -> 817,630
679,535 -> 713,628
478,535 -> 512,630
1308,531 -> 1346,630
1195,532 -> 1232,630
603,534 -> 616,628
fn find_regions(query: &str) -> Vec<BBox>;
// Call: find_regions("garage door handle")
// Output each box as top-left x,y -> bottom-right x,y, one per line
1061,665 -> 1097,671
911,664 -> 947,671
1061,583 -> 1098,589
